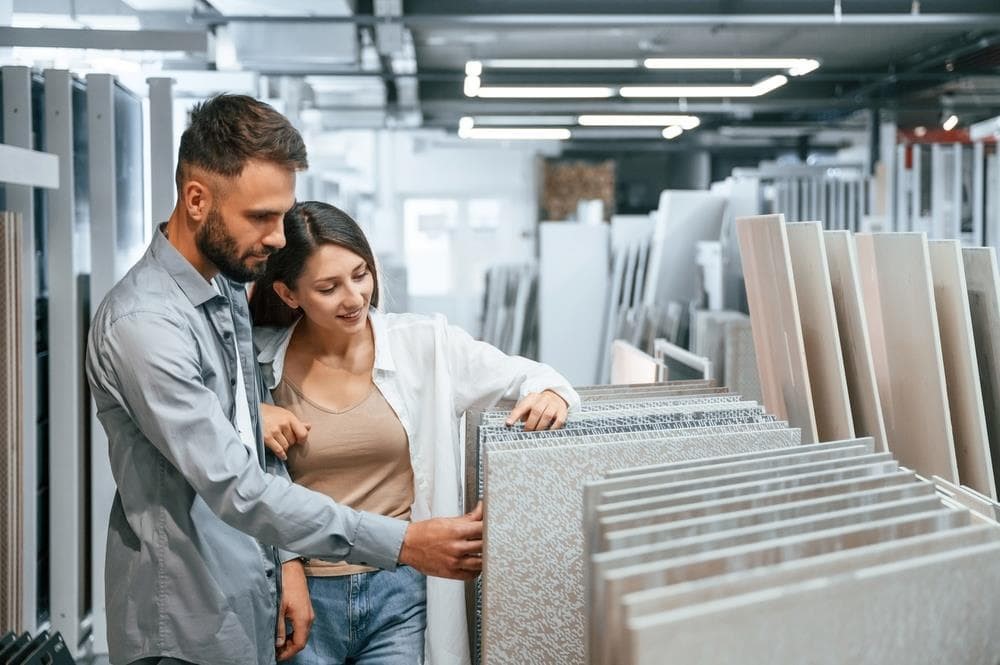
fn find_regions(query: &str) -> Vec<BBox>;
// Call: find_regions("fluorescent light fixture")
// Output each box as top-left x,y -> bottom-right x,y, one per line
942,114 -> 959,131
459,116 -> 475,132
465,60 -> 483,76
644,57 -> 820,76
463,75 -> 481,97
458,127 -> 572,140
720,126 -> 807,138
620,74 -> 788,98
474,86 -> 616,99
661,126 -> 684,139
914,126 -> 928,137
471,115 -> 577,126
578,114 -> 700,129
480,58 -> 640,68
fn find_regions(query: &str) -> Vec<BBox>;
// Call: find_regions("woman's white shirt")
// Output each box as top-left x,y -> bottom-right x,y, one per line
254,308 -> 580,665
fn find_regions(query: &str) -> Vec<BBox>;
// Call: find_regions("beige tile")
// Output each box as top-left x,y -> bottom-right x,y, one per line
824,230 -> 888,451
854,232 -> 958,481
786,222 -> 855,440
736,214 -> 818,441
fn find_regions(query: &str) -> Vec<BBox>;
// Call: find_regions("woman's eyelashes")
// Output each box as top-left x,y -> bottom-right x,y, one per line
316,272 -> 369,294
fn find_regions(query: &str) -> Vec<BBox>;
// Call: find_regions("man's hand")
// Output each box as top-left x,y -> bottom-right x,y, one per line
505,390 -> 569,431
260,403 -> 311,461
276,559 -> 314,661
398,502 -> 484,580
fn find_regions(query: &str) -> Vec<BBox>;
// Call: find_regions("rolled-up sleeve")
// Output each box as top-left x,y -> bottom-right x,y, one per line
95,311 -> 406,570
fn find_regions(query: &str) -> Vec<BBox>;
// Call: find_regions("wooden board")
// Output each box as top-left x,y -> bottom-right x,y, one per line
927,241 -> 995,498
961,247 -> 1000,499
853,233 -> 958,481
736,214 -> 818,442
610,339 -> 661,385
824,231 -> 889,451
786,222 -> 855,441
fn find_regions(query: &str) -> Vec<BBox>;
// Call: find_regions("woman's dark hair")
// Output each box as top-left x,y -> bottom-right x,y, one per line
250,201 -> 380,327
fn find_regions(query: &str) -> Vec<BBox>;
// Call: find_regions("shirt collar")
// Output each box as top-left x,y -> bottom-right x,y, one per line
255,307 -> 395,390
149,223 -> 223,307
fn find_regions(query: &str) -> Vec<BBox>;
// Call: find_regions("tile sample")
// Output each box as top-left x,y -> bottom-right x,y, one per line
854,232 -> 959,481
736,214 -> 818,442
786,222 -> 855,440
962,246 -> 1000,498
626,540 -> 1000,665
928,240 -> 995,498
824,230 -> 888,451
621,523 -> 997,627
480,427 -> 798,665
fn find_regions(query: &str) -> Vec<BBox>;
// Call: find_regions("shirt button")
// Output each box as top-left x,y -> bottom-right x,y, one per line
265,568 -> 274,578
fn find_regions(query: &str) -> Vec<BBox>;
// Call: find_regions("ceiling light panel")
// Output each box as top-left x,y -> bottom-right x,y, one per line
472,115 -> 577,126
644,57 -> 820,76
578,114 -> 700,129
458,127 -> 572,140
480,59 -> 640,69
475,86 -> 617,99
621,75 -> 788,98
661,126 -> 684,139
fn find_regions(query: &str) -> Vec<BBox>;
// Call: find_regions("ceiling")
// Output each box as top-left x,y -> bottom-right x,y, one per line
5,0 -> 1000,151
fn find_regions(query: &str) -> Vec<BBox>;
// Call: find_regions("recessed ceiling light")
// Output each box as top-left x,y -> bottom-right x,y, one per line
644,57 -> 820,76
474,86 -> 617,99
942,114 -> 959,131
458,127 -> 572,140
578,114 -> 700,129
621,75 -> 788,98
480,58 -> 640,68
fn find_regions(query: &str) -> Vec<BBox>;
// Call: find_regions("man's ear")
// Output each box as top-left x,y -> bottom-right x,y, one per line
182,174 -> 215,223
273,281 -> 299,310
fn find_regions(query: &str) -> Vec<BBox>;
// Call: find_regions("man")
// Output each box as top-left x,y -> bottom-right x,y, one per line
86,94 -> 483,665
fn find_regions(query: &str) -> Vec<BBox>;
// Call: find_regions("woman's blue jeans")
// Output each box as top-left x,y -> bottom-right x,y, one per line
290,565 -> 427,665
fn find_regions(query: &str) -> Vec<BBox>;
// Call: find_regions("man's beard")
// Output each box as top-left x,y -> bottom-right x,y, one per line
196,207 -> 273,283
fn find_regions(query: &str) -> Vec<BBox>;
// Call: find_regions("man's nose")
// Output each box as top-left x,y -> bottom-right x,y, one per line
262,220 -> 286,250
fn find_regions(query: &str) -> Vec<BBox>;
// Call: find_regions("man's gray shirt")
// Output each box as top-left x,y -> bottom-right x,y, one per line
86,227 -> 408,665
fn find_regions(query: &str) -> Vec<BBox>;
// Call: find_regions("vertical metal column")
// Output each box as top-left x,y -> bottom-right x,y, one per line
895,143 -> 908,232
43,69 -> 85,654
912,145 -> 923,233
951,143 -> 963,241
973,141 -> 985,247
930,143 -> 945,239
789,177 -> 800,222
2,64 -> 38,634
85,73 -> 116,656
846,179 -> 856,231
147,77 -> 174,227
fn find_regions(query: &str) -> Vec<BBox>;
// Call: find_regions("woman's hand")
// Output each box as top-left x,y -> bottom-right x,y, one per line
260,403 -> 311,460
505,390 -> 569,431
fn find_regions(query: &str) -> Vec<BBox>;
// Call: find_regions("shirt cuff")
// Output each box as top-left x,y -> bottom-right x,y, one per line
348,512 -> 408,571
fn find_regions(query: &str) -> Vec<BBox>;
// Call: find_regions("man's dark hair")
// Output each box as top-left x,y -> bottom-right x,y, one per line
175,94 -> 308,191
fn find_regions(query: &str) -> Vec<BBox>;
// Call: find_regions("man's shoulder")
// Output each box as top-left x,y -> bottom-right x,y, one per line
95,256 -> 190,329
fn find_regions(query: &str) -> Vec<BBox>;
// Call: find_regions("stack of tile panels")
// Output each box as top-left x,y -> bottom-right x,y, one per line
470,381 -> 801,664
738,215 -> 999,499
585,441 -> 1000,664
0,212 -> 22,631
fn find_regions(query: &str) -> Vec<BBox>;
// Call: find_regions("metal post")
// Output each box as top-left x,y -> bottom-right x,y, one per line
951,143 -> 963,241
2,64 -> 38,634
43,68 -> 85,655
895,143 -> 909,232
789,177 -> 800,222
912,144 -> 923,233
847,179 -> 856,232
85,73 -> 117,656
147,77 -> 175,227
973,141 -> 985,246
931,143 -> 945,238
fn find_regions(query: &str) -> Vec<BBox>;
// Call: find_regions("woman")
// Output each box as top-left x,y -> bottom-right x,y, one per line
249,201 -> 579,665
